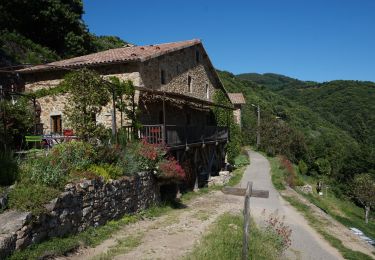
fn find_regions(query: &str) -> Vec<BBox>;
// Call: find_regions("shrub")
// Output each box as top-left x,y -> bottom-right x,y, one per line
234,154 -> 250,168
119,139 -> 167,175
278,155 -> 297,188
314,158 -> 332,176
157,157 -> 186,182
51,141 -> 96,171
298,160 -> 308,175
96,145 -> 121,164
263,210 -> 292,253
21,141 -> 96,187
0,150 -> 19,186
23,154 -> 66,187
88,164 -> 123,181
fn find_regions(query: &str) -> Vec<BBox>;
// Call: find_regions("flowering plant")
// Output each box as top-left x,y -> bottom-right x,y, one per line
156,156 -> 186,182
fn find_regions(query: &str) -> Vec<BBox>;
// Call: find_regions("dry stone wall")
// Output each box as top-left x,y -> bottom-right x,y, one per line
0,172 -> 159,258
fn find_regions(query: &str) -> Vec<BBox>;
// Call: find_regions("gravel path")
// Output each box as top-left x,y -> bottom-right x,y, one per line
242,150 -> 343,260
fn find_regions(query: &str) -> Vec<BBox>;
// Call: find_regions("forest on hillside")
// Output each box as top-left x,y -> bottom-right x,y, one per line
230,72 -> 375,194
0,0 -> 127,67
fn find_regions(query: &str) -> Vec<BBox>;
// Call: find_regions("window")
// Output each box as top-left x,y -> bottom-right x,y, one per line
51,115 -> 62,134
161,69 -> 166,84
176,64 -> 180,74
205,84 -> 209,99
195,50 -> 200,63
188,75 -> 192,93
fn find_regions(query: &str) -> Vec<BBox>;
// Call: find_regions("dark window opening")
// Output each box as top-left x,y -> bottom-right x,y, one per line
195,50 -> 200,63
188,75 -> 192,93
161,69 -> 166,84
51,115 -> 62,134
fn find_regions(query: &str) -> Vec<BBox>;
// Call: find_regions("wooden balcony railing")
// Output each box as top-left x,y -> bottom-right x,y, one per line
123,124 -> 228,147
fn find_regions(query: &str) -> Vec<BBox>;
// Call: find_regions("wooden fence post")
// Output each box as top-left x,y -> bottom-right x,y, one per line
242,181 -> 253,260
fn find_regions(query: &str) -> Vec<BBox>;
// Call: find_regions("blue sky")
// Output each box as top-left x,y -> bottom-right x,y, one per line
83,0 -> 375,82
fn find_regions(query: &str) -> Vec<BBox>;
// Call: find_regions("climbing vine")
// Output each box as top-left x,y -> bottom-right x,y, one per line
212,90 -> 242,164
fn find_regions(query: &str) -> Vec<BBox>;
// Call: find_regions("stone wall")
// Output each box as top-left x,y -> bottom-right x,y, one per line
0,172 -> 159,258
140,45 -> 218,101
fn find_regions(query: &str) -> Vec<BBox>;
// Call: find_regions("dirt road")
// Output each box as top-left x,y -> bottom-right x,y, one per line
59,150 -> 352,260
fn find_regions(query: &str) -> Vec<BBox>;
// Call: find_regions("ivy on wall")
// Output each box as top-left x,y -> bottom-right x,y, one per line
29,84 -> 68,99
212,90 -> 242,164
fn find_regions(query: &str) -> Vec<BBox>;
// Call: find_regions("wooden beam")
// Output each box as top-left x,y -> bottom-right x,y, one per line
221,186 -> 269,198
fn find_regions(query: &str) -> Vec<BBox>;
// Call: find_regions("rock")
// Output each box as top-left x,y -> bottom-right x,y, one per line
298,184 -> 313,194
0,234 -> 16,259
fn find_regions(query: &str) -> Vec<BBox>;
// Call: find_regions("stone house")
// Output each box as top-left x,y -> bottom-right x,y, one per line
17,39 -> 240,188
228,93 -> 246,128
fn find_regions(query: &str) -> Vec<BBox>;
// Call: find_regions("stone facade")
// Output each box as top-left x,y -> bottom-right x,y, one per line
21,44 -> 223,134
0,172 -> 159,258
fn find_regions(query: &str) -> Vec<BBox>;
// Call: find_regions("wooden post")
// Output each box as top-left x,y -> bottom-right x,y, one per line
242,181 -> 252,260
112,86 -> 117,141
221,181 -> 268,260
162,92 -> 166,144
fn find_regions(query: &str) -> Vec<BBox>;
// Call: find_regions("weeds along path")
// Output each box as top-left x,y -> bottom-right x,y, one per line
244,150 -> 345,260
57,191 -> 243,260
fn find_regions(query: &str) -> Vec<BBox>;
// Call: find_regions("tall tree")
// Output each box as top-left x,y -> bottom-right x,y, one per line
62,69 -> 110,142
351,173 -> 375,224
0,0 -> 94,57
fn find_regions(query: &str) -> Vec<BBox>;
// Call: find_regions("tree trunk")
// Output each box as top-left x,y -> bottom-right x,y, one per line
365,206 -> 370,224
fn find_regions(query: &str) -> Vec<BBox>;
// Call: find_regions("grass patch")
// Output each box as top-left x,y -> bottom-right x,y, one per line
227,166 -> 247,187
92,233 -> 143,260
8,182 -> 61,215
301,187 -> 375,241
268,157 -> 286,190
185,213 -> 283,260
283,196 -> 373,260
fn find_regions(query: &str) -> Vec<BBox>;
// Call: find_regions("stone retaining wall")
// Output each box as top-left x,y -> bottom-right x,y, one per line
0,172 -> 160,258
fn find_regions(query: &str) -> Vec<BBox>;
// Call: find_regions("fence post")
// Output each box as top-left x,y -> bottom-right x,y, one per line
242,181 -> 252,260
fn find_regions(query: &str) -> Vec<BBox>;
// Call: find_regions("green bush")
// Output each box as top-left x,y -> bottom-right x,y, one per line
21,141 -> 96,187
51,141 -> 96,171
0,150 -> 19,186
298,160 -> 308,175
88,164 -> 123,181
234,154 -> 250,167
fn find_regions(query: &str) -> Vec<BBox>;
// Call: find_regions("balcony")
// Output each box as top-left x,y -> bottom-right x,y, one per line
124,125 -> 228,149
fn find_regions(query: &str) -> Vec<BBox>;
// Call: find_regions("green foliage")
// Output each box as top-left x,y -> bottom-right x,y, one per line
0,0 -> 93,57
0,30 -> 59,64
31,84 -> 68,98
0,97 -> 34,149
186,213 -> 284,260
88,164 -> 123,181
21,141 -> 96,187
0,150 -> 18,186
8,182 -> 61,215
314,158 -> 332,176
351,173 -> 375,222
298,160 -> 308,175
62,69 -> 110,142
217,70 -> 371,194
109,77 -> 141,134
92,35 -> 128,52
212,89 -> 241,163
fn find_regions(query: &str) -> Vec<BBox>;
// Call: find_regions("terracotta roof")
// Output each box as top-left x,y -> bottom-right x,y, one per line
228,93 -> 246,104
18,39 -> 201,73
